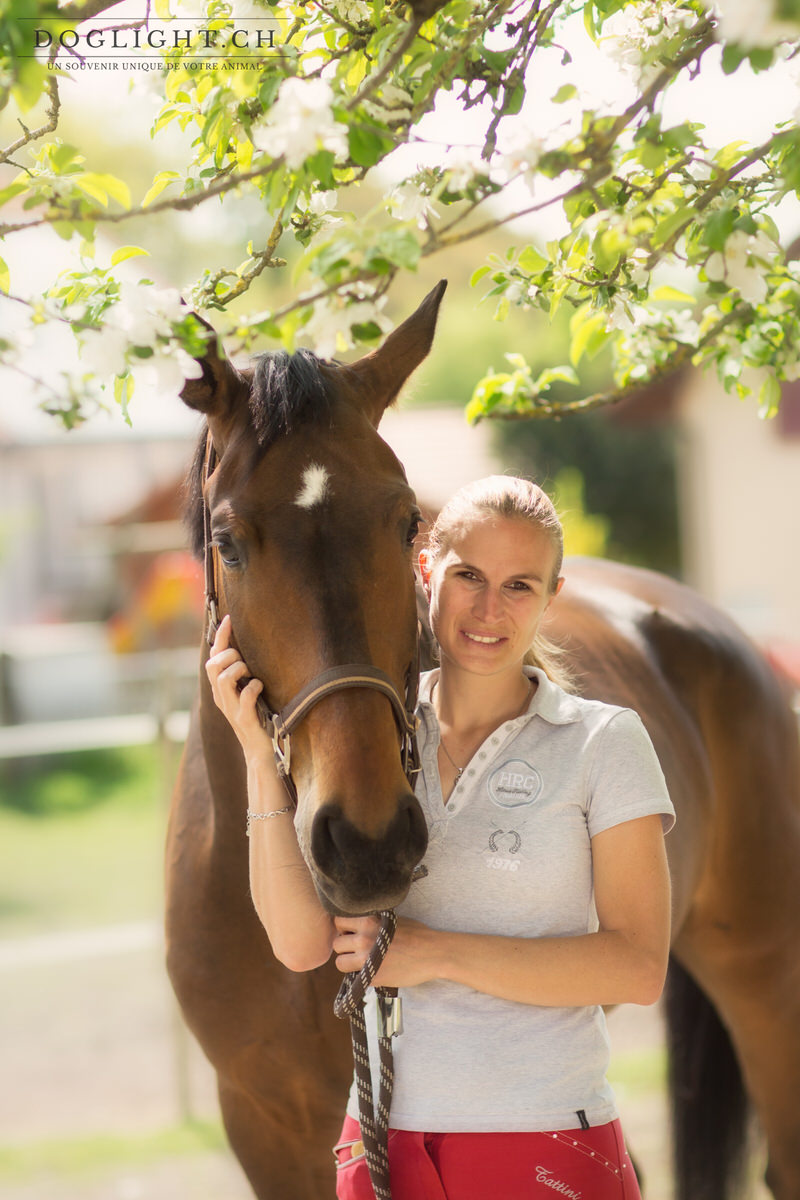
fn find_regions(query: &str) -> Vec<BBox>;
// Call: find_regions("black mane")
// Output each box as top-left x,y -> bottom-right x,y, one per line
184,348 -> 335,559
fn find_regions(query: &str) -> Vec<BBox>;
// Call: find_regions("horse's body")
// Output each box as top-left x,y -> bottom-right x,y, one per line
165,289 -> 800,1199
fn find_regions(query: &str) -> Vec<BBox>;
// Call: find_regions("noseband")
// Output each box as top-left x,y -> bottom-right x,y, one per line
201,438 -> 421,804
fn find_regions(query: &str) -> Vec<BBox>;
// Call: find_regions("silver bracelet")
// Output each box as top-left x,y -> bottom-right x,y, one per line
246,806 -> 293,836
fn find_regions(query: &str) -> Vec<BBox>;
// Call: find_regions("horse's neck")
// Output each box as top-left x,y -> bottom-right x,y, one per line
198,670 -> 249,832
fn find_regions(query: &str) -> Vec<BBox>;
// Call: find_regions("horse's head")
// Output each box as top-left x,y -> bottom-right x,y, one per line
181,283 -> 447,914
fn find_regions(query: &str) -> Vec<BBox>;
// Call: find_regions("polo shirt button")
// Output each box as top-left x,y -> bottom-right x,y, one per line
446,803 -> 455,812
491,738 -> 499,745
478,751 -> 486,759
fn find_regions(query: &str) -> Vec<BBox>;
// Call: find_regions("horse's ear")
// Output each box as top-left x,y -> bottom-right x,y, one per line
346,280 -> 447,425
180,314 -> 247,423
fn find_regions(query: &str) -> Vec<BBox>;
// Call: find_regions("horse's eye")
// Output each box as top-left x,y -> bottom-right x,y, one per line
213,535 -> 242,568
406,512 -> 421,548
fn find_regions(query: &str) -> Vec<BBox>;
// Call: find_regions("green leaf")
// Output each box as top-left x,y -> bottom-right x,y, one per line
721,44 -> 748,75
714,141 -> 748,171
569,305 -> 609,367
142,171 -> 181,207
552,84 -> 577,104
113,372 -> 135,425
652,285 -> 696,304
0,257 -> 9,295
75,177 -> 109,206
758,374 -> 781,419
0,179 -> 27,209
518,245 -> 548,274
652,208 -> 690,249
111,246 -> 150,267
82,173 -> 131,208
348,125 -> 393,168
704,207 -> 736,253
50,143 -> 83,173
351,320 -> 383,342
370,229 -> 421,272
534,364 -> 579,391
470,265 -> 492,287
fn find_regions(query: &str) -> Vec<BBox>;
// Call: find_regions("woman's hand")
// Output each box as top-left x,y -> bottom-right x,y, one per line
205,614 -> 272,765
332,915 -> 438,988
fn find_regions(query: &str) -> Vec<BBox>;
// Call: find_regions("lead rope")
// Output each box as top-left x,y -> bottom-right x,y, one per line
334,910 -> 400,1200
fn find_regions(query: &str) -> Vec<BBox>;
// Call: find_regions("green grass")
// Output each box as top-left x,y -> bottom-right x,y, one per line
0,1120 -> 227,1181
0,744 -> 175,938
608,1046 -> 667,1093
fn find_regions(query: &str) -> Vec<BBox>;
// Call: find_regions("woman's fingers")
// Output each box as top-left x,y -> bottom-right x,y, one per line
204,614 -> 267,747
332,916 -> 382,972
210,612 -> 232,653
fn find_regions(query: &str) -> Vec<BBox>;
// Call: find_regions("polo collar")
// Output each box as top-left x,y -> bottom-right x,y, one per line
417,667 -> 583,726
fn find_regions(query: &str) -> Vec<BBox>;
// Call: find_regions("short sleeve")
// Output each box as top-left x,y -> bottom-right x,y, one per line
586,708 -> 675,838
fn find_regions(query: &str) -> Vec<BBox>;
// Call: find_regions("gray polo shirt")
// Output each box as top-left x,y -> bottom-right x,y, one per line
347,667 -> 674,1133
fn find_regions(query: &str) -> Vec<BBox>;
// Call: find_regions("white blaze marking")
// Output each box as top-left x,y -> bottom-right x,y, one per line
294,463 -> 330,509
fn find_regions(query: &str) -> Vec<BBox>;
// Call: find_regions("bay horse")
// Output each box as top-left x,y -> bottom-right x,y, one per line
165,283 -> 800,1200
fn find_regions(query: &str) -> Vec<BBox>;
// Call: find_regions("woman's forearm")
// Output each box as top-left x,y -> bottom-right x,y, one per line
247,757 -> 335,972
425,925 -> 667,1008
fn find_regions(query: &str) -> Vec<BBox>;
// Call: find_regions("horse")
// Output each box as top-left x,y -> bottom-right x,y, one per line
165,284 -> 800,1200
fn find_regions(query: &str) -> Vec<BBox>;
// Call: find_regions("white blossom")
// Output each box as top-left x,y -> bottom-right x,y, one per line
252,78 -> 347,170
628,249 -> 650,288
505,281 -> 526,304
705,229 -> 775,304
111,282 -> 185,345
444,145 -> 484,191
606,296 -> 643,332
603,2 -> 698,85
388,182 -> 438,228
136,345 -> 204,396
80,326 -> 130,377
704,0 -> 800,47
332,0 -> 371,25
308,189 -> 337,215
79,284 -> 202,386
495,126 -> 544,187
300,295 -> 391,359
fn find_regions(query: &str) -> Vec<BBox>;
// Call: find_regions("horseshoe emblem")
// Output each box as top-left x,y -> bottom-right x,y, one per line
488,829 -> 522,854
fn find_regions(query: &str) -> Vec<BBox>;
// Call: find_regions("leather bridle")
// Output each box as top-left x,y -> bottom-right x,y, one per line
201,436 -> 421,804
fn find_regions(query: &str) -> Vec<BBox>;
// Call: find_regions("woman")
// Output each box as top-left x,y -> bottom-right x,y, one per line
206,475 -> 674,1200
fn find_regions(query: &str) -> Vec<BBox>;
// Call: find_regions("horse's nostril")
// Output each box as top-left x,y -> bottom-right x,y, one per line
310,809 -> 345,878
310,796 -> 428,893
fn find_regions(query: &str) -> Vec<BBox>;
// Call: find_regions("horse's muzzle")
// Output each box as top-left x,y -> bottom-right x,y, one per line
309,793 -> 428,914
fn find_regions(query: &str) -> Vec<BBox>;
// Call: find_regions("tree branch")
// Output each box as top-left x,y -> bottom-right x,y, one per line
483,305 -> 749,421
0,156 -> 285,238
1,76 -> 60,166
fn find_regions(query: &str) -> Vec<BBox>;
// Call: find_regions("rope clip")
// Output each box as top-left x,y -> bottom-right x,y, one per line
376,993 -> 403,1040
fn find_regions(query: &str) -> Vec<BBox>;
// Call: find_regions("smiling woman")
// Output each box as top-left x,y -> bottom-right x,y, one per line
209,468 -> 675,1200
